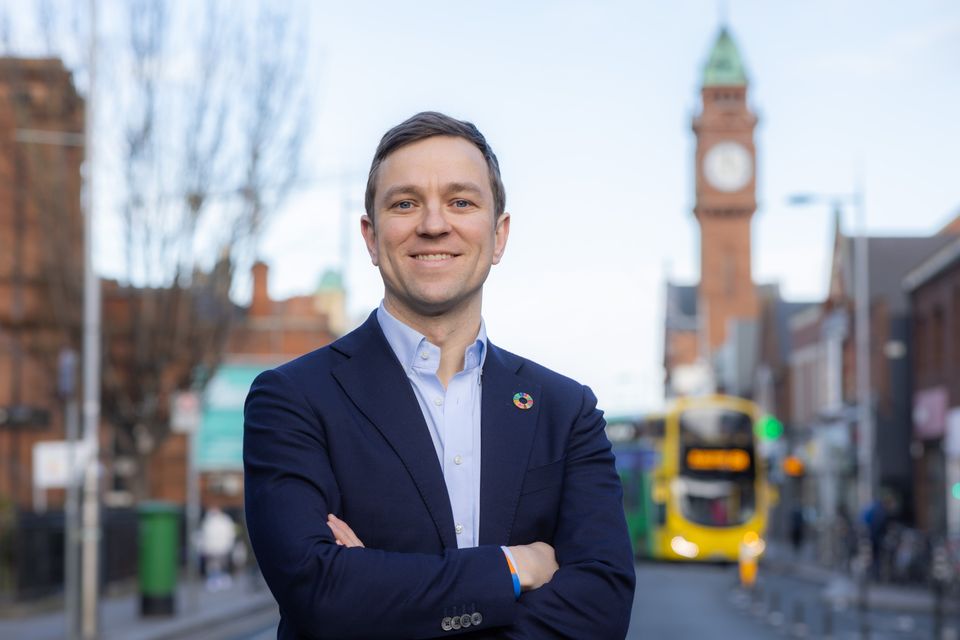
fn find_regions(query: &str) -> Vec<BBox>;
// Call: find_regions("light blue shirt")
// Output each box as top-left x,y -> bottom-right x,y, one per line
377,303 -> 485,549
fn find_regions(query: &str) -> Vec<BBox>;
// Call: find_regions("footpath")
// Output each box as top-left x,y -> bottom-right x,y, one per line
761,539 -> 959,616
0,571 -> 279,640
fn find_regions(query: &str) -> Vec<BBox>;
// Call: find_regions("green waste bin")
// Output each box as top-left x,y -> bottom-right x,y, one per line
138,501 -> 180,616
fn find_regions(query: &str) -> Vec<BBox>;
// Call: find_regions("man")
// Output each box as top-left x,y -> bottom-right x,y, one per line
244,112 -> 635,639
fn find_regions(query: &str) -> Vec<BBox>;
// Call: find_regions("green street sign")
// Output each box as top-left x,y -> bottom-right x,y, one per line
196,363 -> 270,470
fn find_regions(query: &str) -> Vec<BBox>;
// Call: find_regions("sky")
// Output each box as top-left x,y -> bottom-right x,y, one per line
244,0 -> 960,416
26,0 -> 948,416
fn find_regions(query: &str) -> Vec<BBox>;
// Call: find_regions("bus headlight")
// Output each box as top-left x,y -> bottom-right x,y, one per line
740,531 -> 766,558
670,535 -> 700,559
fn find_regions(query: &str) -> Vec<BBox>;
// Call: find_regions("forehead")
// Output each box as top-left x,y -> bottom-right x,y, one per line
375,135 -> 491,196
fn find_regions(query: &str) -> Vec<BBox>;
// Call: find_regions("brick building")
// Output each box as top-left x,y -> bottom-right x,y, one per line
0,58 -> 84,510
0,57 -> 343,513
148,261 -> 341,508
904,230 -> 960,537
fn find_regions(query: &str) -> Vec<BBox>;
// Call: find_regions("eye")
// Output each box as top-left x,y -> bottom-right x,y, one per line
452,199 -> 473,208
393,200 -> 415,210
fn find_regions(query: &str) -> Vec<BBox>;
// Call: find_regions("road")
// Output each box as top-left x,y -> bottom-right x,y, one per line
186,560 -> 960,639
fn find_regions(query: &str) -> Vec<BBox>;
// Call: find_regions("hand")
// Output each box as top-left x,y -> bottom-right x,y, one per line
507,542 -> 558,591
327,514 -> 365,548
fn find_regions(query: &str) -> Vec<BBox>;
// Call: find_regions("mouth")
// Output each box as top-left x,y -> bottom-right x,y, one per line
411,253 -> 457,262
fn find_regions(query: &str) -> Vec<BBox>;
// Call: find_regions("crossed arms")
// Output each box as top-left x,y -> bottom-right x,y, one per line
244,367 -> 635,639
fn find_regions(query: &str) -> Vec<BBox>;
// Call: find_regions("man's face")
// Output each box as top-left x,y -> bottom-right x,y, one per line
361,135 -> 510,321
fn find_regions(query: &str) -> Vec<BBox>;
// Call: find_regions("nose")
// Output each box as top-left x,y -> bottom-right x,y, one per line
416,199 -> 452,237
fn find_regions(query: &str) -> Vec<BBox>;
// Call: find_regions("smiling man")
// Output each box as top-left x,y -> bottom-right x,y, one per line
244,112 -> 635,639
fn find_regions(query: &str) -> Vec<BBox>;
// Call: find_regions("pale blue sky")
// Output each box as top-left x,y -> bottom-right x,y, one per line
10,0 -> 940,414
250,0 -> 959,414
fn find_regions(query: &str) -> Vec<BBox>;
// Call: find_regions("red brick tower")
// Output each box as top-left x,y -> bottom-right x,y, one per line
692,28 -> 759,356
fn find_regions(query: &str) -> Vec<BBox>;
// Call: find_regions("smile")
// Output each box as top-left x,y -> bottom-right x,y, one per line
413,254 -> 456,261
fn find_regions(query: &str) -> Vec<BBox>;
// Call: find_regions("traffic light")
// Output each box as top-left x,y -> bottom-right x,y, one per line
756,414 -> 784,441
783,455 -> 805,477
952,482 -> 960,501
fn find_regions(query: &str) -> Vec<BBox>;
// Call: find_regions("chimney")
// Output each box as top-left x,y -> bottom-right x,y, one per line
251,261 -> 271,317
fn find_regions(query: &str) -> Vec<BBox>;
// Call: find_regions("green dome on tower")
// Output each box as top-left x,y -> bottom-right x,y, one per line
703,27 -> 747,87
317,269 -> 344,292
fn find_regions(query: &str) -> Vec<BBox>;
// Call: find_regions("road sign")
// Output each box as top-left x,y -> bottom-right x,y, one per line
171,391 -> 201,434
33,440 -> 92,489
0,405 -> 51,428
197,364 -> 269,470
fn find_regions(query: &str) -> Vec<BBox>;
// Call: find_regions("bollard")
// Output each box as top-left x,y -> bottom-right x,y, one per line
738,533 -> 764,589
750,584 -> 765,618
932,543 -> 951,640
790,599 -> 807,638
821,603 -> 833,640
854,537 -> 872,640
767,590 -> 784,628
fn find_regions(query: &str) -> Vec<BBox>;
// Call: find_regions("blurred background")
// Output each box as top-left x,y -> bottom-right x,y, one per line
0,0 -> 958,638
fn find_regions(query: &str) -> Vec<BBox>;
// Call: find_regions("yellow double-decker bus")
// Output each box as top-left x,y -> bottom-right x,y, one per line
647,395 -> 770,563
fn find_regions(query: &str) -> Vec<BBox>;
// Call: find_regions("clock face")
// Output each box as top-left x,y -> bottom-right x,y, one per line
703,141 -> 753,192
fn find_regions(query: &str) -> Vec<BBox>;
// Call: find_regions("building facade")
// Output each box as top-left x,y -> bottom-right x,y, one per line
904,234 -> 960,537
0,58 -> 84,510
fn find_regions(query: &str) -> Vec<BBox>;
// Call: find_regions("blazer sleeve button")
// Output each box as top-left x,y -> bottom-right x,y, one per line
471,612 -> 483,626
441,616 -> 453,631
450,616 -> 461,630
459,614 -> 472,628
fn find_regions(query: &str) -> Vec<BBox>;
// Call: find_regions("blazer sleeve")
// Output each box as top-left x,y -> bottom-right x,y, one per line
502,386 -> 636,639
244,368 -> 518,640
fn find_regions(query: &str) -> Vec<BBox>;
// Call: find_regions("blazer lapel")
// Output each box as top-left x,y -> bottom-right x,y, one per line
479,344 -> 541,545
331,313 -> 457,549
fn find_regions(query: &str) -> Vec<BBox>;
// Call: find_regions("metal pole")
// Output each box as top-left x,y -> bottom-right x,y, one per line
61,349 -> 80,640
65,394 -> 81,639
186,425 -> 200,611
80,0 -> 101,637
853,188 -> 873,511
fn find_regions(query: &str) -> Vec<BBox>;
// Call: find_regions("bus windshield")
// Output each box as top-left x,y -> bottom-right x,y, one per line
675,406 -> 756,527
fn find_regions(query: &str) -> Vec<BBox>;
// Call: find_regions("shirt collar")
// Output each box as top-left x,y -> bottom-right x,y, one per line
377,301 -> 487,374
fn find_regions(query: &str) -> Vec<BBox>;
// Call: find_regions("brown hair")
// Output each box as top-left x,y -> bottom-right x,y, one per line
364,111 -> 506,221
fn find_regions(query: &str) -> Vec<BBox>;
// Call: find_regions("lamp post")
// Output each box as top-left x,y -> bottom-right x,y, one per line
787,191 -> 873,512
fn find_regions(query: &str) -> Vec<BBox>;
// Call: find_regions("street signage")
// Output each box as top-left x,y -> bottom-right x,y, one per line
171,391 -> 201,434
0,405 -> 52,428
197,364 -> 270,470
32,440 -> 92,489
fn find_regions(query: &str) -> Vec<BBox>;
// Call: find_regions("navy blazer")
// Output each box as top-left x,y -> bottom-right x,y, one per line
244,312 -> 635,639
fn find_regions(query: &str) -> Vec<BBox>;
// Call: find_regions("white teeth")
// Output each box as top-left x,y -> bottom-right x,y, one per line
414,254 -> 453,261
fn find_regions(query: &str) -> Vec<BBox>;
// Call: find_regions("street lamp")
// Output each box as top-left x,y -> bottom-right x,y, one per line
787,190 -> 873,513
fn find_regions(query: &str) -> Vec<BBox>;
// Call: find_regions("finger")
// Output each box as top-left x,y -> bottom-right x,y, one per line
327,514 -> 365,547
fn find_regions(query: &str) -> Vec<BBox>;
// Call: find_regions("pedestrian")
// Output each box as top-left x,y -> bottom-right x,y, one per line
199,506 -> 236,592
789,505 -> 804,556
244,111 -> 636,639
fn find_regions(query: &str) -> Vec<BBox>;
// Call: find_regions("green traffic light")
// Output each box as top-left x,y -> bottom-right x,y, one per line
756,415 -> 784,441
952,482 -> 960,501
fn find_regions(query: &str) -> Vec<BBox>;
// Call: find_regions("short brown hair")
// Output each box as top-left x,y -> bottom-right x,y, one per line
364,111 -> 506,221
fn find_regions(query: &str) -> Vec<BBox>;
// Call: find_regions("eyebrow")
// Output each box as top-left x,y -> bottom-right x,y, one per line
379,182 -> 485,205
380,184 -> 423,204
444,182 -> 484,197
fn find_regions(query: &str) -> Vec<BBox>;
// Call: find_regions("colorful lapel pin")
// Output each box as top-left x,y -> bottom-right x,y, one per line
513,392 -> 534,410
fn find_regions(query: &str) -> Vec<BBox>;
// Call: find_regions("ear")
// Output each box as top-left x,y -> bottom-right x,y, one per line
492,212 -> 510,265
360,214 -> 379,266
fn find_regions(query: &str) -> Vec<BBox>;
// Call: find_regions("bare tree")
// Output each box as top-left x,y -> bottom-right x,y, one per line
1,0 -> 312,499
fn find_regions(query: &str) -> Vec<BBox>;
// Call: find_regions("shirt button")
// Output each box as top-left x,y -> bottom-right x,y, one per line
454,455 -> 463,465
434,398 -> 443,406
455,523 -> 464,534
420,352 -> 429,360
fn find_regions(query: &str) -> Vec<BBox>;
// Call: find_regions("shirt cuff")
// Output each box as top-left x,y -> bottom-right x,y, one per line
500,546 -> 521,599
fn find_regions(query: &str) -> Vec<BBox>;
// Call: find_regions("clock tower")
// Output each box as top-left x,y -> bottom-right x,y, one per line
693,27 -> 758,355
